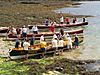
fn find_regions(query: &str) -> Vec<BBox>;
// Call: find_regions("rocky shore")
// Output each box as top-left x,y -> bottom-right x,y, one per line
21,58 -> 100,75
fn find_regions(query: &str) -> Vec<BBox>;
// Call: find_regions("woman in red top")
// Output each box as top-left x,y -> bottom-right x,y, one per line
50,22 -> 55,32
65,17 -> 70,24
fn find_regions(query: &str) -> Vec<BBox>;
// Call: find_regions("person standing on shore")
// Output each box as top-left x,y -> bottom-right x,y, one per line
58,38 -> 64,55
30,35 -> 35,46
52,38 -> 58,56
23,39 -> 30,59
74,34 -> 79,48
67,35 -> 72,49
15,39 -> 20,48
40,39 -> 47,58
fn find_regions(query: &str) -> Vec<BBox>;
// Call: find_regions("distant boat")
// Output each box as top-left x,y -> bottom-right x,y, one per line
33,22 -> 88,29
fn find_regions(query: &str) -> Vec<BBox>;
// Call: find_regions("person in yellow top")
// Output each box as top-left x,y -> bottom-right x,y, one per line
40,39 -> 47,58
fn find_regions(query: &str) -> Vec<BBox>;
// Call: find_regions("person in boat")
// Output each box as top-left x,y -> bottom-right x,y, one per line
60,16 -> 64,24
73,17 -> 77,23
40,38 -> 47,58
22,25 -> 27,38
32,25 -> 38,34
58,38 -> 64,55
58,28 -> 65,39
23,39 -> 30,59
21,38 -> 25,47
15,38 -> 20,48
62,32 -> 69,41
83,17 -> 86,22
28,25 -> 33,30
50,22 -> 55,33
30,35 -> 35,46
53,33 -> 58,40
40,34 -> 44,43
16,26 -> 21,37
45,18 -> 49,26
7,26 -> 12,34
67,35 -> 72,49
74,34 -> 79,48
52,37 -> 58,55
65,17 -> 70,24
27,25 -> 33,33
12,27 -> 17,35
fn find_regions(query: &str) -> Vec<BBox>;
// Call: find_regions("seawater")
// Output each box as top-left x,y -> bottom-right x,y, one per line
55,1 -> 100,60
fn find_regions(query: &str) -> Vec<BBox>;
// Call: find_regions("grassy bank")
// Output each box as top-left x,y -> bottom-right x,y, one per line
0,57 -> 98,75
0,1 -> 89,27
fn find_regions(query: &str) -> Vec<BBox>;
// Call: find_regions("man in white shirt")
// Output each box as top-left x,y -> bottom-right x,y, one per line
40,34 -> 44,43
12,28 -> 17,35
60,16 -> 64,24
32,26 -> 38,34
22,26 -> 27,38
23,39 -> 30,59
58,38 -> 64,55
67,35 -> 72,49
52,38 -> 58,56
53,33 -> 57,39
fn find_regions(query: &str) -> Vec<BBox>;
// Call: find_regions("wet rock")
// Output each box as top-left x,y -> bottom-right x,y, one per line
55,67 -> 63,72
24,61 -> 39,65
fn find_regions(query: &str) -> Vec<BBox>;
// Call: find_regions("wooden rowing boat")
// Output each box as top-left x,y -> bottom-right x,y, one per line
8,28 -> 83,39
4,34 -> 83,41
0,22 -> 88,34
9,37 -> 83,59
31,22 -> 88,29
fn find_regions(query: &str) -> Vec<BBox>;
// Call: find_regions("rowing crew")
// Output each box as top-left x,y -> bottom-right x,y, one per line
15,32 -> 79,58
45,16 -> 87,26
7,25 -> 39,37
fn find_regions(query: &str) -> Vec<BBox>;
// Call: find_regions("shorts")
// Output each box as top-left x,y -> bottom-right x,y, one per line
41,48 -> 45,52
74,42 -> 79,46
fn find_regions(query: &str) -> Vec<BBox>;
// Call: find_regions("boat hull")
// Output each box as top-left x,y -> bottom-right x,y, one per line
37,22 -> 88,28
0,28 -> 8,33
9,38 -> 83,59
8,29 -> 83,38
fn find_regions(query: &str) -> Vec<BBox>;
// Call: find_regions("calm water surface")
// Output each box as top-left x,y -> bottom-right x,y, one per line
56,1 -> 100,60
